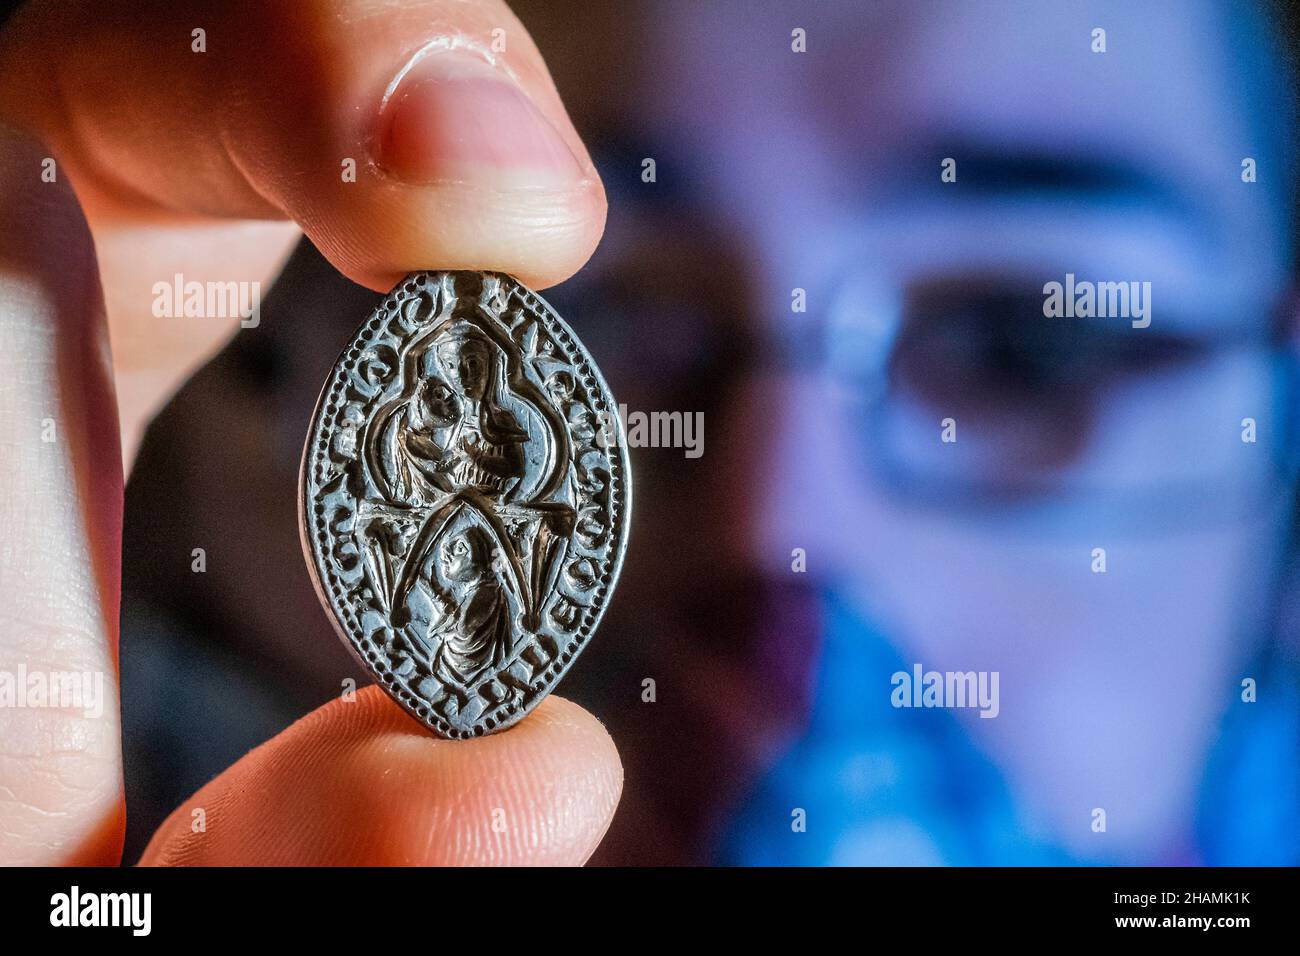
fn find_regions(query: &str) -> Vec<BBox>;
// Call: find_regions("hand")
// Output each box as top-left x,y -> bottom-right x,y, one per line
0,0 -> 620,866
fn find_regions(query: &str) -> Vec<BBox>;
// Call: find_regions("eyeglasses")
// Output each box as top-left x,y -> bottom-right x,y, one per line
824,276 -> 1300,527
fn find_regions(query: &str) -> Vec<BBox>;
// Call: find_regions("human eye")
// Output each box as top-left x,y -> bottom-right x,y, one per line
889,277 -> 1203,417
846,274 -> 1215,499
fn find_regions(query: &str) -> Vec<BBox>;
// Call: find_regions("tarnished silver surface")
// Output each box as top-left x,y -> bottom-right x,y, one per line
300,271 -> 630,738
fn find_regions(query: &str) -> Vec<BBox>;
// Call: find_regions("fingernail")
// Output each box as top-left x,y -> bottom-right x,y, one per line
375,53 -> 586,186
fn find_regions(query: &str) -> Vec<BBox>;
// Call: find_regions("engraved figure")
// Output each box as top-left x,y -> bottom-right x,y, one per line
357,313 -> 582,662
427,525 -> 513,687
302,271 -> 628,738
381,324 -> 528,506
358,321 -> 534,621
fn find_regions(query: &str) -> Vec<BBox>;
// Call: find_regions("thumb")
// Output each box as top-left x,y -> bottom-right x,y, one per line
0,0 -> 606,291
138,687 -> 622,866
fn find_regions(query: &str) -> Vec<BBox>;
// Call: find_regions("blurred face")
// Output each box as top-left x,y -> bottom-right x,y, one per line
657,0 -> 1295,859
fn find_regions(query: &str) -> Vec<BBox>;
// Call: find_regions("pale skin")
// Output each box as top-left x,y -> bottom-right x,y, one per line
0,0 -> 619,865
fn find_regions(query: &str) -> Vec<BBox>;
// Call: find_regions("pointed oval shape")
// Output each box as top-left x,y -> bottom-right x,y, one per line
300,271 -> 630,738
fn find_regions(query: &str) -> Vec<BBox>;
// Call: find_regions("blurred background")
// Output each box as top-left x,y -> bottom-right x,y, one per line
119,0 -> 1300,864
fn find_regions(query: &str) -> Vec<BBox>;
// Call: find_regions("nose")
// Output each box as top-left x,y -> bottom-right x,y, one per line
709,365 -> 852,581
